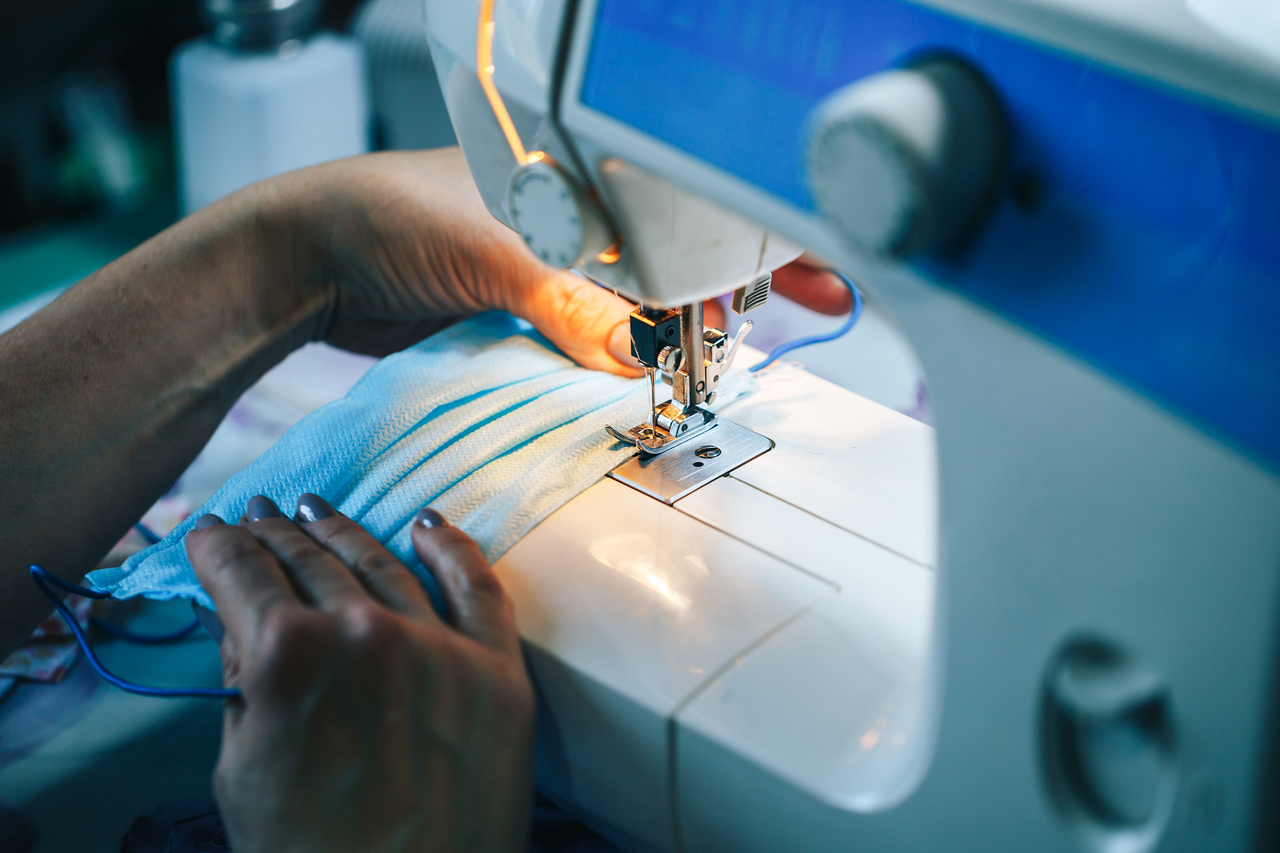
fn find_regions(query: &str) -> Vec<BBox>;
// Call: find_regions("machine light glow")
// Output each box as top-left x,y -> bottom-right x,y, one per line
477,0 -> 537,165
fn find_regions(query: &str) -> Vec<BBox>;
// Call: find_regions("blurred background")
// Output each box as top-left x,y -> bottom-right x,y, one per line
0,0 -> 362,234
0,0 -> 923,417
0,0 -> 476,321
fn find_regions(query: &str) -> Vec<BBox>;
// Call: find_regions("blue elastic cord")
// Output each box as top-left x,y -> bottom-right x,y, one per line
749,270 -> 864,372
89,614 -> 201,644
29,565 -> 240,700
133,521 -> 163,545
82,523 -> 203,643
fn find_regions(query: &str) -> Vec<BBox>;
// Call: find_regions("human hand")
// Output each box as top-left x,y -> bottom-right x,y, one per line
186,494 -> 534,853
702,252 -> 855,330
265,148 -> 641,375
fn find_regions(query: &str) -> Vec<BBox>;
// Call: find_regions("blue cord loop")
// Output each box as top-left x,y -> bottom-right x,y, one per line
748,269 -> 864,373
133,521 -> 163,546
29,564 -> 240,700
95,522 -> 203,642
89,614 -> 201,644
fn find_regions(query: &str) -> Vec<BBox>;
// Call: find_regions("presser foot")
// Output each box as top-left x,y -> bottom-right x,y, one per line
606,403 -> 716,456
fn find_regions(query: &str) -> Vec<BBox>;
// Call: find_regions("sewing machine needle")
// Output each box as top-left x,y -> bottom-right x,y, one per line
646,366 -> 657,433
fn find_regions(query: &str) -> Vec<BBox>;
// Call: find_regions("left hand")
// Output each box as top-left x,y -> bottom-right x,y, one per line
187,494 -> 535,853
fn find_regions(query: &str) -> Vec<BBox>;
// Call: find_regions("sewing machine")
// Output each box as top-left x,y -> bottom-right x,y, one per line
425,1 -> 1280,851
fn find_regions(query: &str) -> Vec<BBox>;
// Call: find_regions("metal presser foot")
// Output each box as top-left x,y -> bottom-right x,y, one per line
604,281 -> 774,502
605,397 -> 717,455
606,298 -> 752,456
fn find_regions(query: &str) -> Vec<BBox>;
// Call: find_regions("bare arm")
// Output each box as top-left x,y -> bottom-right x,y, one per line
0,147 -> 641,658
0,185 -> 316,655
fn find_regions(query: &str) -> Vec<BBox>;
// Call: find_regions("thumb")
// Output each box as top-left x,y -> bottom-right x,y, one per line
514,270 -> 643,377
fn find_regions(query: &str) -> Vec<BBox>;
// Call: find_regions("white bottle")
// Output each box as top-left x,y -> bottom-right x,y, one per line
172,0 -> 369,215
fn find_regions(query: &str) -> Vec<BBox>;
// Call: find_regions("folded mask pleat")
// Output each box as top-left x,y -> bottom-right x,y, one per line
85,313 -> 649,610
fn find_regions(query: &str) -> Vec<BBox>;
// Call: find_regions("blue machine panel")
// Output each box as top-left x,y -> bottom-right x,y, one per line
580,0 -> 1280,469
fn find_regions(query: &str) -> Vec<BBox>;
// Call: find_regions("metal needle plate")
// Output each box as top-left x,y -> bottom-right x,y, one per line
608,418 -> 774,505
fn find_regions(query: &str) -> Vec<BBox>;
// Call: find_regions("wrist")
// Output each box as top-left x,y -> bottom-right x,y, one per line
230,177 -> 337,351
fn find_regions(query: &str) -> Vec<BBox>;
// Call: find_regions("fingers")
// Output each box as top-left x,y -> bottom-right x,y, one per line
516,270 -> 644,377
187,515 -> 301,650
411,508 -> 520,656
292,494 -> 437,620
771,254 -> 854,316
191,497 -> 513,658
237,496 -> 367,608
703,297 -> 726,332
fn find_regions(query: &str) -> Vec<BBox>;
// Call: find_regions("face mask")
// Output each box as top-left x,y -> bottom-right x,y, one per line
87,313 -> 653,611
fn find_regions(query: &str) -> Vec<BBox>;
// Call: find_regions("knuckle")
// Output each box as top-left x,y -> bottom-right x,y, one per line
460,559 -> 507,601
274,533 -> 324,566
336,604 -> 410,659
556,284 -> 613,337
355,550 -> 406,580
198,533 -> 261,573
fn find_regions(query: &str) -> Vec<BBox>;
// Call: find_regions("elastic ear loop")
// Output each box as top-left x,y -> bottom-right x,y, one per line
80,523 -> 204,644
29,564 -> 241,699
749,269 -> 864,372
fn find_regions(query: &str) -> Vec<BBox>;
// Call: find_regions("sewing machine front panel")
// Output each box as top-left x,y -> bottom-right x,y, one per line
566,0 -> 1280,471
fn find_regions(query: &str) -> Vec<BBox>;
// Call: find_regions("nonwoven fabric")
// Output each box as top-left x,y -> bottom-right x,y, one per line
87,312 -> 676,611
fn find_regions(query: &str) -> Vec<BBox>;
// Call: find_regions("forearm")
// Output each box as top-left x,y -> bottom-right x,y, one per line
0,182 -> 327,657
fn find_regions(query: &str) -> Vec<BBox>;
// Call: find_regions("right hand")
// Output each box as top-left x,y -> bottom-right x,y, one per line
186,494 -> 535,853
702,252 -> 856,330
261,148 -> 642,375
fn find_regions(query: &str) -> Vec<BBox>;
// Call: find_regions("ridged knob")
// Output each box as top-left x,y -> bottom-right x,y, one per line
508,159 -> 614,269
805,58 -> 1006,257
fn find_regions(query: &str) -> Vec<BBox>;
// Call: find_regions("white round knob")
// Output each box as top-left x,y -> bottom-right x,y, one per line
508,158 -> 614,268
805,59 -> 1006,257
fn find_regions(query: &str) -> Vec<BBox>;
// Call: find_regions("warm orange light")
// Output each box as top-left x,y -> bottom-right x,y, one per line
477,0 -> 536,165
595,245 -> 622,264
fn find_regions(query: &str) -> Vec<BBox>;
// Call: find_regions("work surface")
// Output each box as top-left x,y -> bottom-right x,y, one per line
0,209 -> 930,851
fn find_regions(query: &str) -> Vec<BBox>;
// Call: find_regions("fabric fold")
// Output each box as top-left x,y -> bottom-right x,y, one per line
88,311 -> 756,613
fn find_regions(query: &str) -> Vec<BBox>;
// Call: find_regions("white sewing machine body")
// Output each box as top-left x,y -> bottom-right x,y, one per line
499,351 -> 937,852
428,0 -> 1280,851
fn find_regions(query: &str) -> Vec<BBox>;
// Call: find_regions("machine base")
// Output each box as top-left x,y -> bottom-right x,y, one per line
608,418 -> 773,504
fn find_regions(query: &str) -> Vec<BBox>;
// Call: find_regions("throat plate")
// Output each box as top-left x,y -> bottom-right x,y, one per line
608,418 -> 773,505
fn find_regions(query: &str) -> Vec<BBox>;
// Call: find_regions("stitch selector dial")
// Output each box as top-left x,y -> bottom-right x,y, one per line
508,158 -> 613,268
805,59 -> 1006,256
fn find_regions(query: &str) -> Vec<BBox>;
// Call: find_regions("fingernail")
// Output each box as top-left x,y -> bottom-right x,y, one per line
295,493 -> 337,523
416,507 -> 447,529
194,514 -> 224,530
246,495 -> 282,522
607,321 -> 638,368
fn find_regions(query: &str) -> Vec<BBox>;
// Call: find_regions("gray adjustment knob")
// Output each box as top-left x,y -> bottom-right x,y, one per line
508,158 -> 614,269
805,58 -> 1006,257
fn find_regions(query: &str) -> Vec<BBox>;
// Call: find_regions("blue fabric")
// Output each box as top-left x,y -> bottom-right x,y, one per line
87,313 -> 654,611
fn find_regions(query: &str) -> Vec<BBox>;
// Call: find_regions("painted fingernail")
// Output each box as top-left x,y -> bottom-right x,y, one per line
607,321 -> 638,367
246,495 -> 282,522
295,493 -> 337,523
194,514 -> 224,530
416,507 -> 447,529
